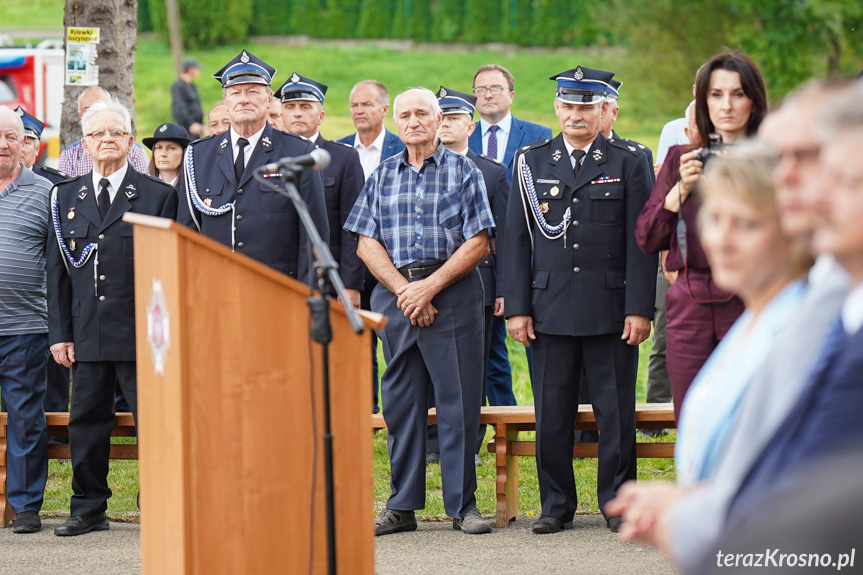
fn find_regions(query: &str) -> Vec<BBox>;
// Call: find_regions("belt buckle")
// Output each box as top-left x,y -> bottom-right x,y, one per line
407,267 -> 423,279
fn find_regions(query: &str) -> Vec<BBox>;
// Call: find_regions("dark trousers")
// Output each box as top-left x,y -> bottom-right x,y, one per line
44,361 -> 70,412
485,316 -> 516,405
646,264 -> 672,403
361,268 -> 381,414
532,332 -> 638,521
0,333 -> 48,514
665,280 -> 743,421
375,272 -> 484,520
69,361 -> 138,517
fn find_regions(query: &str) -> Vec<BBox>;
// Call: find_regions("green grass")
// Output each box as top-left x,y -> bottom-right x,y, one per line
0,0 -> 63,31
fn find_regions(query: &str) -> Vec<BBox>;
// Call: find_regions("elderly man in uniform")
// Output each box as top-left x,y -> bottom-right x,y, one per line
179,50 -> 328,283
345,87 -> 495,536
0,106 -> 53,534
425,86 -> 509,464
47,99 -> 178,536
13,107 -> 71,424
504,66 -> 655,534
277,73 -> 365,307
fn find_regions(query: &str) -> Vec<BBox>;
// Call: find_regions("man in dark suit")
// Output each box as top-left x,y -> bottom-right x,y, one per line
468,64 -> 553,412
723,83 -> 863,540
337,80 -> 406,413
429,86 -> 511,463
47,99 -> 178,536
336,80 -> 405,181
178,50 -> 328,285
504,66 -> 655,534
277,72 -> 365,306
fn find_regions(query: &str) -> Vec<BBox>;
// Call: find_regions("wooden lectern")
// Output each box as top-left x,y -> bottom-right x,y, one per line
126,214 -> 381,575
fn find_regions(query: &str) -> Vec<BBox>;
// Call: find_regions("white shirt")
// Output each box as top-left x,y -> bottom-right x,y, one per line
353,129 -> 386,180
92,163 -> 129,203
230,125 -> 265,170
479,113 -> 512,163
562,138 -> 593,170
842,281 -> 863,336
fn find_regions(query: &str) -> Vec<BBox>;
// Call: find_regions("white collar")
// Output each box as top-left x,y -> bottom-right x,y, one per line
481,113 -> 512,136
842,281 -> 863,336
92,163 -> 129,202
562,138 -> 593,165
354,128 -> 386,151
229,125 -> 265,153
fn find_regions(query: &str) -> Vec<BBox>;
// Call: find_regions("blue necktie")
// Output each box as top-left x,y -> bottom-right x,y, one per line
487,125 -> 499,161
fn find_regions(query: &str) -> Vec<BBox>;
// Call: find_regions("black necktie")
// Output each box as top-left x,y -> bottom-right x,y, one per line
98,178 -> 111,219
571,149 -> 585,177
234,137 -> 249,183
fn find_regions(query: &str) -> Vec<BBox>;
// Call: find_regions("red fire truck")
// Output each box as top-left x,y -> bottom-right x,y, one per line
0,44 -> 65,165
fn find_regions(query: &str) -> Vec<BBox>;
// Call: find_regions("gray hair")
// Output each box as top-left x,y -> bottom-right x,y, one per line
76,86 -> 110,110
81,99 -> 133,136
0,106 -> 25,138
819,82 -> 863,141
392,88 -> 441,121
350,80 -> 389,107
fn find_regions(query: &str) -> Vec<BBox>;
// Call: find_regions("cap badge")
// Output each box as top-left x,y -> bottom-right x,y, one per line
241,51 -> 250,64
574,67 -> 584,81
290,72 -> 300,83
440,87 -> 448,97
550,186 -> 560,197
159,124 -> 168,133
16,108 -> 23,117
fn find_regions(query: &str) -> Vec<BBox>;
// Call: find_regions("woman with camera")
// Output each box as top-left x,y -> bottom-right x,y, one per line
635,51 -> 768,421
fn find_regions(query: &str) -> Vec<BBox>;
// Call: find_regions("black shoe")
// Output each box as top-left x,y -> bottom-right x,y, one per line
425,452 -> 440,465
374,508 -> 417,536
607,516 -> 623,533
54,513 -> 110,536
12,511 -> 41,534
532,516 -> 573,534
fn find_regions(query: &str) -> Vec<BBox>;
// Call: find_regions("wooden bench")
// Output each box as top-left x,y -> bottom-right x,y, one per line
371,403 -> 676,527
0,412 -> 137,527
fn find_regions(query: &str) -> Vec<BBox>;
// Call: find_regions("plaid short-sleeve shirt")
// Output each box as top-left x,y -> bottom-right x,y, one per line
344,143 -> 495,270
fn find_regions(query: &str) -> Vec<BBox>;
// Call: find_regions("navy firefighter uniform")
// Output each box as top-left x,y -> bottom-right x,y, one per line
178,50 -> 328,284
503,66 -> 656,531
47,167 -> 178,518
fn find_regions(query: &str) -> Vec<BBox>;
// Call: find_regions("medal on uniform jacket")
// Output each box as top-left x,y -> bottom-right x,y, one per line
540,202 -> 549,213
550,186 -> 560,197
67,208 -> 76,220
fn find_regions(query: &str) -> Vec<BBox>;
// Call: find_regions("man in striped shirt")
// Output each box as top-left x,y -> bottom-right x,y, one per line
0,106 -> 53,534
58,87 -> 149,177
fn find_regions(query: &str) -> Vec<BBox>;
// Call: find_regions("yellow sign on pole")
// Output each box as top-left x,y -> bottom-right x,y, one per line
66,27 -> 100,44
65,27 -> 100,86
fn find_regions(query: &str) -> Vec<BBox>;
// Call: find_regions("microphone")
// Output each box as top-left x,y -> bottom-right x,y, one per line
257,148 -> 331,174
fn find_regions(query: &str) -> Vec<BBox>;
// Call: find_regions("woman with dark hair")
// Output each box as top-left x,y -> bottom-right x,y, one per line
635,51 -> 767,421
143,122 -> 191,188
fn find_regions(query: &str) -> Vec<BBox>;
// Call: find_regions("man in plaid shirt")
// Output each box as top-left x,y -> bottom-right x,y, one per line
344,87 -> 495,537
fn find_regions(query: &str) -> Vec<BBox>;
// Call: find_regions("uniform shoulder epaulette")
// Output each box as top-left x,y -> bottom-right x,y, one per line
520,138 -> 552,153
607,137 -> 642,156
282,131 -> 311,143
40,166 -> 65,178
188,133 -> 217,146
139,172 -> 175,189
55,173 -> 89,187
331,140 -> 354,149
478,153 -> 503,165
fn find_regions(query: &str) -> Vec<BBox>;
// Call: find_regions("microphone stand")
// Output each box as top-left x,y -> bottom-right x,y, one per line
253,166 -> 364,575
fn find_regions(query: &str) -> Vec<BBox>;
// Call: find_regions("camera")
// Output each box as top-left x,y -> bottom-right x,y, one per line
695,133 -> 725,166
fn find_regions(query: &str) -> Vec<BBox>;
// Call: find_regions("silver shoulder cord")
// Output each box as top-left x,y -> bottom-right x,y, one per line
517,153 -> 571,251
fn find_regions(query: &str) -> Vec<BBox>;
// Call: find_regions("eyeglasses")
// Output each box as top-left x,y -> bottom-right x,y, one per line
473,85 -> 507,96
86,129 -> 128,141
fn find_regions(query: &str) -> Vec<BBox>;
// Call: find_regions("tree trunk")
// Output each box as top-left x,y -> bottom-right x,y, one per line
61,0 -> 138,150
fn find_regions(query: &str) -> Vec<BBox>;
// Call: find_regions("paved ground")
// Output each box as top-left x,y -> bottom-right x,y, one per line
0,514 -> 677,575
